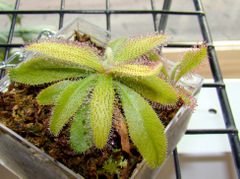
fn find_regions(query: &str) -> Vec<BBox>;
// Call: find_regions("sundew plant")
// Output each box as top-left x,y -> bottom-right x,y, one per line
9,33 -> 207,168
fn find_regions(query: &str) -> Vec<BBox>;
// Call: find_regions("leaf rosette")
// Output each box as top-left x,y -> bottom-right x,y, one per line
9,33 -> 207,168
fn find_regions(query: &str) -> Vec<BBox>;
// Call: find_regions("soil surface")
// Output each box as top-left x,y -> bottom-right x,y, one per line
0,82 -> 182,178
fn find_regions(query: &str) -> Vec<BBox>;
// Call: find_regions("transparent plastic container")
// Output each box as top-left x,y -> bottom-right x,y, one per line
0,17 -> 204,179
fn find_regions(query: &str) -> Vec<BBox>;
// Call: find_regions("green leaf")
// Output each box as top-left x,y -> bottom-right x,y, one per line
112,34 -> 167,62
175,46 -> 207,83
160,65 -> 169,79
9,57 -> 92,85
0,1 -> 22,24
117,75 -> 179,105
148,51 -> 161,61
37,80 -> 73,105
90,74 -> 115,148
107,37 -> 127,54
170,62 -> 181,81
109,62 -> 162,77
70,102 -> 94,153
49,74 -> 97,135
116,82 -> 167,168
25,39 -> 104,72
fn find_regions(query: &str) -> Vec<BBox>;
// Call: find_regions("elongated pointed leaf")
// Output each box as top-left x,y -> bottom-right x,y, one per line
175,45 -> 207,83
70,102 -> 94,153
116,75 -> 179,105
160,65 -> 169,79
25,38 -> 104,72
9,57 -> 91,85
109,62 -> 162,77
107,37 -> 127,54
90,74 -> 115,148
170,62 -> 181,81
37,80 -> 73,105
49,74 -> 97,135
116,82 -> 167,168
113,34 -> 167,62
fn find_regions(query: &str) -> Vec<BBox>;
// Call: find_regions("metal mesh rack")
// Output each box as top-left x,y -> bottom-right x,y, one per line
0,0 -> 239,178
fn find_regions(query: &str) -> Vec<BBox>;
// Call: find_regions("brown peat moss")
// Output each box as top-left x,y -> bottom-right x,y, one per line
0,82 -> 182,178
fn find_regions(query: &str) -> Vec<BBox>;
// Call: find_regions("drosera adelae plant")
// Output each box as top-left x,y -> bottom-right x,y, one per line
8,32 -> 207,168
